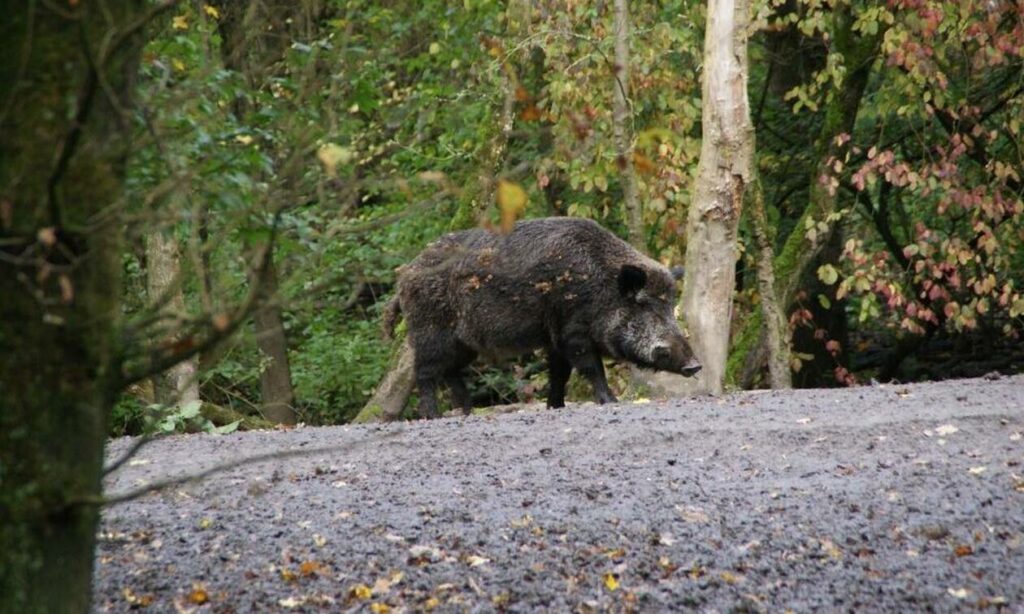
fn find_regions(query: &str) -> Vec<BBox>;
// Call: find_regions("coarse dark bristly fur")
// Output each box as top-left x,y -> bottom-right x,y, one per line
385,217 -> 701,418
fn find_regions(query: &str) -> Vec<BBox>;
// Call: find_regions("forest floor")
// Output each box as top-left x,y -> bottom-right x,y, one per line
95,375 -> 1024,612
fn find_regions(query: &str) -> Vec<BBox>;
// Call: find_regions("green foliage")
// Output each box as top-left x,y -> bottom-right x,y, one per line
116,0 -> 1023,425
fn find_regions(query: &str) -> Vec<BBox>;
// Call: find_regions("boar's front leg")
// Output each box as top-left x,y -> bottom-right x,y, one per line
563,338 -> 617,404
547,350 -> 572,408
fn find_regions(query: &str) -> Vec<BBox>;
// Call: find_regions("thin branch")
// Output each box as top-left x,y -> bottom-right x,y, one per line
82,428 -> 405,507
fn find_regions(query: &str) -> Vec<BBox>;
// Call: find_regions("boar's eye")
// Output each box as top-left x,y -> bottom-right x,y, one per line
618,264 -> 647,299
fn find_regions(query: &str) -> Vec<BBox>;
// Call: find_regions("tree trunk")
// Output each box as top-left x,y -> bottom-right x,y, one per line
353,339 -> 417,423
681,0 -> 754,394
748,177 -> 792,388
724,6 -> 882,386
0,2 -> 146,610
145,228 -> 201,405
209,0 -> 326,425
612,0 -> 644,250
251,258 -> 297,424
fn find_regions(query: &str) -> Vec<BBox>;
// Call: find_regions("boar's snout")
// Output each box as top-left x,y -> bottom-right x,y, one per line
649,337 -> 701,377
680,359 -> 701,377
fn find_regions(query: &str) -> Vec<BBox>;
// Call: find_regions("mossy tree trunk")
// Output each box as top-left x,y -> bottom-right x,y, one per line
0,1 -> 147,610
748,176 -> 792,388
681,0 -> 754,394
725,6 -> 882,387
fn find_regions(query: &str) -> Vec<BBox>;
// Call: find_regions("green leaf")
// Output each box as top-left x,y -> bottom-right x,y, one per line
213,420 -> 241,435
817,264 -> 839,285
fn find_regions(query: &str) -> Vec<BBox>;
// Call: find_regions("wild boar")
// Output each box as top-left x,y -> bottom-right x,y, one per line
382,217 -> 701,418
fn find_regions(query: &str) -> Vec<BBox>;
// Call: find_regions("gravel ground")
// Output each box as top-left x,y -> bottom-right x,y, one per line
94,375 -> 1024,612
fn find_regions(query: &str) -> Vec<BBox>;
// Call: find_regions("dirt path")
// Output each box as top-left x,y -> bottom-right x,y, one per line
95,375 -> 1024,612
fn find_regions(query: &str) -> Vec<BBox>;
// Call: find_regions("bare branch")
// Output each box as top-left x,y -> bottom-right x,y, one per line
82,428 -> 405,507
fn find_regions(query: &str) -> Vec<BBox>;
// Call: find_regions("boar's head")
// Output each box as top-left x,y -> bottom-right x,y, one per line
605,264 -> 701,377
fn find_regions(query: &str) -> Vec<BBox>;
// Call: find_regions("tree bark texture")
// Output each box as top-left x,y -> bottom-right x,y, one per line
145,228 -> 201,406
725,7 -> 881,386
612,0 -> 644,251
0,2 -> 146,610
250,259 -> 297,424
353,339 -> 417,423
682,0 -> 754,394
748,177 -> 792,388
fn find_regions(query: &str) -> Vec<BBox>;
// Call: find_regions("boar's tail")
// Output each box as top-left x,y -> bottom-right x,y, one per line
381,296 -> 402,340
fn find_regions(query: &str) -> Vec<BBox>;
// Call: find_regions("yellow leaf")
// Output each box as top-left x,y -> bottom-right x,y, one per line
370,603 -> 391,614
299,561 -> 323,576
317,144 -> 354,179
349,584 -> 373,600
172,58 -> 186,72
603,573 -> 619,592
188,584 -> 209,604
720,571 -> 741,585
496,180 -> 527,233
203,4 -> 220,19
172,15 -> 188,30
466,555 -> 490,567
280,568 -> 297,583
423,597 -> 441,610
235,134 -> 254,145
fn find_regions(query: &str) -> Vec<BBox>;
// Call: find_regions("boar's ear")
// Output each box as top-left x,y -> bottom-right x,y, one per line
670,265 -> 685,281
618,264 -> 647,298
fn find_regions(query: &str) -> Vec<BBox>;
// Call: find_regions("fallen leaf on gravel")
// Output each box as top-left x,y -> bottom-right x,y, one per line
122,588 -> 154,607
188,584 -> 209,605
349,584 -> 373,600
491,593 -> 510,607
954,544 -> 973,557
1011,432 -> 1022,442
936,424 -> 959,436
688,565 -> 706,579
279,596 -> 305,608
370,603 -> 391,613
198,518 -> 213,530
466,555 -> 490,567
604,548 -> 626,560
313,533 -> 327,547
948,588 -> 970,599
676,505 -> 710,523
299,561 -> 324,576
423,597 -> 441,610
280,568 -> 298,583
820,539 -> 842,559
603,573 -> 619,591
408,545 -> 442,564
968,466 -> 987,475
657,532 -> 676,546
371,570 -> 404,594
720,571 -> 742,584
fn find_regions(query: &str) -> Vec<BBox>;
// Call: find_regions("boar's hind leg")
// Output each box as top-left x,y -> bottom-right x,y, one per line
546,350 -> 572,409
563,339 -> 617,405
445,373 -> 472,416
415,376 -> 441,419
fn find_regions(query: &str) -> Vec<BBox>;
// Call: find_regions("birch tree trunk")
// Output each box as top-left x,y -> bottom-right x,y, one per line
145,227 -> 201,405
612,0 -> 644,250
681,0 -> 754,394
